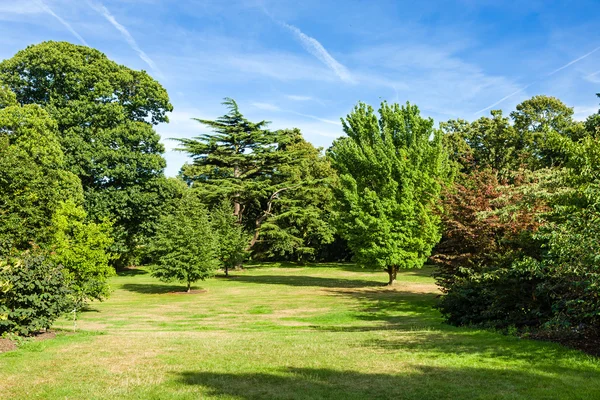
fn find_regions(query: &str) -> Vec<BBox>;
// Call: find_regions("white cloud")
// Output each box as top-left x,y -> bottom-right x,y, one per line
88,1 -> 161,75
474,83 -> 535,115
37,0 -> 89,46
477,45 -> 600,115
547,45 -> 600,76
351,44 -> 523,118
251,102 -> 281,112
573,105 -> 598,121
286,95 -> 314,101
280,21 -> 354,83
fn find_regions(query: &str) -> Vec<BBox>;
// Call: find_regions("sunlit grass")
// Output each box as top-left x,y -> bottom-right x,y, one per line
1,263 -> 599,399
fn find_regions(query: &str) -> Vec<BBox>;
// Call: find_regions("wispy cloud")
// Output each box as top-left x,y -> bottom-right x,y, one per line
88,1 -> 161,76
547,45 -> 600,76
475,44 -> 600,115
280,22 -> 354,83
286,95 -> 314,101
37,0 -> 89,46
251,102 -> 281,112
474,82 -> 535,115
251,102 -> 340,126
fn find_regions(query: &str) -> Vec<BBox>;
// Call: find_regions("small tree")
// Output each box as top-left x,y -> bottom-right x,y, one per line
49,200 -> 114,306
149,193 -> 218,292
211,201 -> 249,276
329,101 -> 449,285
0,249 -> 73,336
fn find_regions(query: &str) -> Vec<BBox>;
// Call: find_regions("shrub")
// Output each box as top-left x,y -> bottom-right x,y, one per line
0,250 -> 73,336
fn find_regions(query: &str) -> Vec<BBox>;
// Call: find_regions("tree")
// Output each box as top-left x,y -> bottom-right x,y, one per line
254,133 -> 337,260
511,95 -> 581,167
0,41 -> 173,267
49,201 -> 114,306
148,192 -> 218,292
211,201 -> 249,276
0,102 -> 82,254
329,101 -> 449,285
177,98 -> 273,224
177,99 -> 329,255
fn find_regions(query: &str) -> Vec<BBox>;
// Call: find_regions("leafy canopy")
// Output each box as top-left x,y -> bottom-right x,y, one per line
329,101 -> 449,283
148,192 -> 219,292
0,41 -> 173,267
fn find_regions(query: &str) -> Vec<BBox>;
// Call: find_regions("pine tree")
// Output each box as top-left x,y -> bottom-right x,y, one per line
176,99 -> 329,254
329,101 -> 449,285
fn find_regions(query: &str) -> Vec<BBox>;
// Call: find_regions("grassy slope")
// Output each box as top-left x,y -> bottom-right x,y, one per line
1,263 -> 599,399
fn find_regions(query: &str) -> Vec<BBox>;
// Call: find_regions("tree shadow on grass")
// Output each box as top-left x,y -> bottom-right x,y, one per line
174,365 -> 599,400
317,288 -> 598,367
121,283 -> 200,294
231,275 -> 379,288
116,268 -> 148,277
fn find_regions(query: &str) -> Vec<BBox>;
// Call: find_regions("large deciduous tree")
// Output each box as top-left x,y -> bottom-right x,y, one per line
329,101 -> 449,285
0,41 -> 173,267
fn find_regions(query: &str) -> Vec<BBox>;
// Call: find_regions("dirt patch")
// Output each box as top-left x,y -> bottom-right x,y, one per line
0,338 -> 17,353
168,289 -> 208,295
0,330 -> 58,354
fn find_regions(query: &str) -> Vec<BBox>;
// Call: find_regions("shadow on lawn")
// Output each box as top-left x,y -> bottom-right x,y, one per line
121,283 -> 199,294
174,365 -> 598,400
117,268 -> 148,277
318,289 -> 594,366
231,274 -> 379,288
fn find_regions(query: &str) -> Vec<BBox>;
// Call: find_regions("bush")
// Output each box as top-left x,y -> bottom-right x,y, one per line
0,250 -> 73,336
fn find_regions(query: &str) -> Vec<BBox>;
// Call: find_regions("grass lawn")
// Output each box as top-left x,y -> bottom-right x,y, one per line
1,263 -> 599,399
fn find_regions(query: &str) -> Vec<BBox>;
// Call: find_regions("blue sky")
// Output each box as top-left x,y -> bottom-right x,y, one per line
1,0 -> 600,176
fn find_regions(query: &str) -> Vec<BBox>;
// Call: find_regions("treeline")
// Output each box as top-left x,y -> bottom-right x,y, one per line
2,41 -> 600,350
433,96 -> 600,350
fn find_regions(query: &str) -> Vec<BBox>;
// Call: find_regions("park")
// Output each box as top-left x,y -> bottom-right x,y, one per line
2,3 -> 600,397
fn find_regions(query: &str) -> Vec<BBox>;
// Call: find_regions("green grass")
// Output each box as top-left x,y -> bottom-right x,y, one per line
1,263 -> 599,399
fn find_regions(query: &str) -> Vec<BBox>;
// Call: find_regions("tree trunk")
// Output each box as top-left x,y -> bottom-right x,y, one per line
386,266 -> 397,286
187,281 -> 191,293
224,265 -> 229,277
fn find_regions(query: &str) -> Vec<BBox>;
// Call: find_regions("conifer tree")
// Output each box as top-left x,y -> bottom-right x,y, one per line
329,101 -> 449,285
177,99 -> 331,254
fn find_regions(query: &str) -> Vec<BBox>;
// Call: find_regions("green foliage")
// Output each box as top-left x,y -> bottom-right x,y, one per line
329,101 -> 449,284
211,201 -> 249,275
254,132 -> 337,260
0,249 -> 73,336
49,201 -> 114,305
148,192 -> 219,291
0,103 -> 83,254
0,84 -> 17,108
435,96 -> 600,342
178,99 -> 337,258
0,41 -> 173,266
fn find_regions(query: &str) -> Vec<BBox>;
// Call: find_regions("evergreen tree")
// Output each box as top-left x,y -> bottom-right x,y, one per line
148,192 -> 218,292
329,101 -> 449,285
177,99 -> 329,255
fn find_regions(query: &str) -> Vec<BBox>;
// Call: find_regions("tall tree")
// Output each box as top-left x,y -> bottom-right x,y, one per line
177,99 -> 327,254
329,101 -> 449,285
254,133 -> 337,260
0,101 -> 82,254
0,41 -> 173,267
177,98 -> 272,224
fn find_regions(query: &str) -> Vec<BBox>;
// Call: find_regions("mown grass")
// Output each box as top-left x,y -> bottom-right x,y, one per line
1,263 -> 599,399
